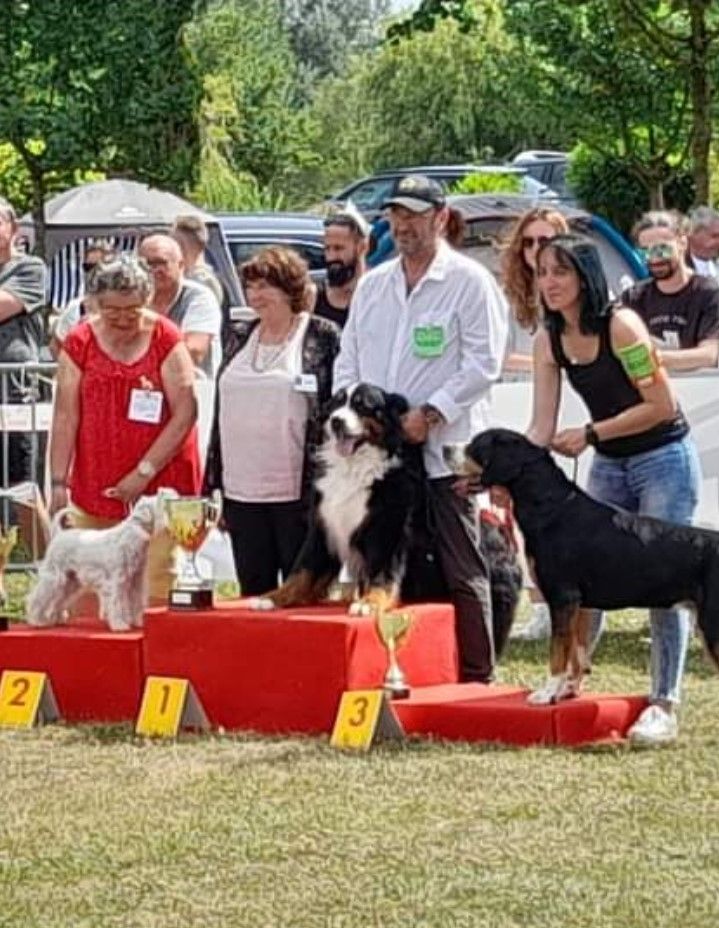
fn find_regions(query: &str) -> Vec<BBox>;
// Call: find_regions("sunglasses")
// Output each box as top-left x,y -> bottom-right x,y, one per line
638,242 -> 675,262
521,235 -> 551,250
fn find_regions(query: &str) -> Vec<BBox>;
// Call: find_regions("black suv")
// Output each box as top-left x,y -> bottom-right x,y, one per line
329,164 -> 555,220
217,212 -> 326,282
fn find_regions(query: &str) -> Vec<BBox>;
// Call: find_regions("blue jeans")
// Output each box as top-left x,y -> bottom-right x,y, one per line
586,435 -> 700,705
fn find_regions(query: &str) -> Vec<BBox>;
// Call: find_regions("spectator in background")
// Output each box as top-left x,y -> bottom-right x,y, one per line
203,246 -> 340,596
623,210 -> 719,371
498,206 -> 570,642
500,207 -> 569,373
685,205 -> 719,280
314,202 -> 370,329
49,255 -> 199,605
50,239 -> 116,356
171,214 -> 225,306
139,233 -> 222,380
0,196 -> 49,551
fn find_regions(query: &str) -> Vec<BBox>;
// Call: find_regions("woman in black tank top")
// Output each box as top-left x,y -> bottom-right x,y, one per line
526,234 -> 700,745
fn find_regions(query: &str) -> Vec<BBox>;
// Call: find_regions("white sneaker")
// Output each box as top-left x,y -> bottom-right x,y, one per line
627,705 -> 678,746
511,603 -> 551,641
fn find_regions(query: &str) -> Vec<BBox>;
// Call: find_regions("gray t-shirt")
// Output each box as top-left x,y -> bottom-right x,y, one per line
0,254 -> 46,363
167,278 -> 222,379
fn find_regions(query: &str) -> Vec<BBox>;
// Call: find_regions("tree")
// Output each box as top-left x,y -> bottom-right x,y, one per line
279,0 -> 390,95
505,0 -> 693,208
187,0 -> 320,210
0,0 -> 202,255
386,0 -> 482,43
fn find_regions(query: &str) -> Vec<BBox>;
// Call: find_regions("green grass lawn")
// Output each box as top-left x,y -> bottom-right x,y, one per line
1,602 -> 718,927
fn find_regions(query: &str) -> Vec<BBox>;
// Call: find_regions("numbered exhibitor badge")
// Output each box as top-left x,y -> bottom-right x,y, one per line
0,670 -> 60,728
330,689 -> 404,751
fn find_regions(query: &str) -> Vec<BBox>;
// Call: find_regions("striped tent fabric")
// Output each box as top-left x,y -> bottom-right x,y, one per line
49,235 -> 138,309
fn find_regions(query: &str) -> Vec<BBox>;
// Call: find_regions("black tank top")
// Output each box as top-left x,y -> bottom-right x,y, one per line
548,316 -> 688,458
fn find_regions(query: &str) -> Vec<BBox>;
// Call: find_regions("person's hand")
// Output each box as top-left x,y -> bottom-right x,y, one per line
49,485 -> 68,516
401,407 -> 429,444
103,470 -> 149,507
551,427 -> 587,458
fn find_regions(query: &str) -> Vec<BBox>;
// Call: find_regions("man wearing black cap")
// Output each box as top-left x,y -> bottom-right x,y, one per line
334,174 -> 509,682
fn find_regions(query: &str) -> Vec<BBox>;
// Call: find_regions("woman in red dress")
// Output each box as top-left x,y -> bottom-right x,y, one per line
48,255 -> 200,604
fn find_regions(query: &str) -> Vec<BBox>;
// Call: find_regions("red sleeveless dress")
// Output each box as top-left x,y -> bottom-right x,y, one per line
63,316 -> 201,520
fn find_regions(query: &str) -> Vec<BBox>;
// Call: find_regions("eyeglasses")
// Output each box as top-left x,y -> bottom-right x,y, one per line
143,257 -> 172,269
521,235 -> 551,250
637,242 -> 674,261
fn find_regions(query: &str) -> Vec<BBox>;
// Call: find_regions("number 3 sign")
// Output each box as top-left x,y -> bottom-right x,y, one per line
0,670 -> 60,728
330,689 -> 405,751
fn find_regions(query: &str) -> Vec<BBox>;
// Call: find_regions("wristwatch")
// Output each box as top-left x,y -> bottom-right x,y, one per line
584,423 -> 599,447
136,459 -> 157,479
421,404 -> 445,428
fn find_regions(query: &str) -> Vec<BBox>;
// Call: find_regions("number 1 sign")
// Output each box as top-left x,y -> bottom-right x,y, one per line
0,670 -> 60,728
135,676 -> 209,738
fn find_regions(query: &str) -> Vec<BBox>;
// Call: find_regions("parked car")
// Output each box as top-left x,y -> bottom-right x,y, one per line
217,212 -> 326,283
329,164 -> 557,221
511,150 -> 574,203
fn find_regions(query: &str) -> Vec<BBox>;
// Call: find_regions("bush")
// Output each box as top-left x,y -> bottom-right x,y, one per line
450,172 -> 522,195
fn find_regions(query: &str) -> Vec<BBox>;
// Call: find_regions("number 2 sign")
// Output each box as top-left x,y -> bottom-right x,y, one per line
0,670 -> 60,728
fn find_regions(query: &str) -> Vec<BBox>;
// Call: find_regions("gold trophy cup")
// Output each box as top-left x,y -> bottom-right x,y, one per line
164,492 -> 222,610
376,609 -> 413,700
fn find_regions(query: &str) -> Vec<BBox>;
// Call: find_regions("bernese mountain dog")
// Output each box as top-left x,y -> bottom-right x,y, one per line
252,382 -> 420,615
252,384 -> 522,653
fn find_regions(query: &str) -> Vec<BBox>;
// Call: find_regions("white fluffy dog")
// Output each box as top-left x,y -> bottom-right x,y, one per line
26,493 -> 172,632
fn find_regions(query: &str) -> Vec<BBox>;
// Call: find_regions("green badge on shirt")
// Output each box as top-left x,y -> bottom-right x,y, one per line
412,324 -> 445,358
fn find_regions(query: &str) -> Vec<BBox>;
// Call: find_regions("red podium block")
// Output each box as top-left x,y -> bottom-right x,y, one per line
143,601 -> 457,733
0,618 -> 144,722
394,683 -> 648,747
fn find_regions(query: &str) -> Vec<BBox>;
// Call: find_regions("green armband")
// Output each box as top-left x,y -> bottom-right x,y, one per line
616,341 -> 660,386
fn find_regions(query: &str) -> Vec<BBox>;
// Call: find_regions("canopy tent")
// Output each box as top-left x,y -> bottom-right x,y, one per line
19,179 -> 242,307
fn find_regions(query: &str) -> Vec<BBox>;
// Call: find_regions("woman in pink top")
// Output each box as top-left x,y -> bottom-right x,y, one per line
49,255 -> 200,603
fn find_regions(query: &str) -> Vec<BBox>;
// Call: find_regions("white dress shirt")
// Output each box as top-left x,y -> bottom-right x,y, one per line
334,240 -> 509,477
690,254 -> 719,281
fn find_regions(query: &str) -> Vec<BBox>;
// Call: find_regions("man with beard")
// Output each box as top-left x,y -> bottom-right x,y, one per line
334,175 -> 509,683
622,210 -> 719,371
314,204 -> 370,329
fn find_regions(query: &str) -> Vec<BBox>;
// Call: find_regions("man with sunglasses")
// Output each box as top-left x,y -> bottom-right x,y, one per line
622,210 -> 719,371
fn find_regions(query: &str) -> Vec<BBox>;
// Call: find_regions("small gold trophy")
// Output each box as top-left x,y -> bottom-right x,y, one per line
376,609 -> 413,700
164,492 -> 222,610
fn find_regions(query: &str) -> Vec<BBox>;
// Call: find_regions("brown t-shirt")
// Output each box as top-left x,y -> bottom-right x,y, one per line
621,275 -> 719,349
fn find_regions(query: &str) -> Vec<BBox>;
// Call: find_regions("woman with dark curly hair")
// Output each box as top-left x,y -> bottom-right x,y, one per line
501,207 -> 569,372
203,246 -> 340,595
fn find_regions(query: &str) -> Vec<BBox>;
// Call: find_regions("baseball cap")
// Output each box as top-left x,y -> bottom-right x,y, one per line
381,175 -> 446,213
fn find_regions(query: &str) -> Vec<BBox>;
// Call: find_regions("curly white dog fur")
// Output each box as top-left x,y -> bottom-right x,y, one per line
26,495 -> 168,632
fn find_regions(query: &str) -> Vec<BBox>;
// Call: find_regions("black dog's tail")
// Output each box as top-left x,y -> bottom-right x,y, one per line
697,554 -> 719,671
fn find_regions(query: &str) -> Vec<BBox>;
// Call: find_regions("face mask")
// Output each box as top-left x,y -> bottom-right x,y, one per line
326,260 -> 357,287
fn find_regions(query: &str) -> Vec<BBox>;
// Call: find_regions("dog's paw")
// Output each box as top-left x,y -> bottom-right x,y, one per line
248,597 -> 277,612
348,600 -> 374,617
527,675 -> 576,706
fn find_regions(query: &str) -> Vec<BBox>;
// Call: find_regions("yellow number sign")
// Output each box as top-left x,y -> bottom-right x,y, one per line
0,670 -> 59,728
135,676 -> 209,737
330,689 -> 404,751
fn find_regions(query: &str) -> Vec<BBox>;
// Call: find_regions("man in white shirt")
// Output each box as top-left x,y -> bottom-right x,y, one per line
139,233 -> 222,380
334,175 -> 509,682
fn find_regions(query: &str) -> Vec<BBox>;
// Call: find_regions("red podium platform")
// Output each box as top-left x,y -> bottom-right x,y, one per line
0,618 -> 144,722
394,683 -> 648,747
143,601 -> 458,733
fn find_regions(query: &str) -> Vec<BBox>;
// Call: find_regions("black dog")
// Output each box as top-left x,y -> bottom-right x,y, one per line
451,427 -> 719,702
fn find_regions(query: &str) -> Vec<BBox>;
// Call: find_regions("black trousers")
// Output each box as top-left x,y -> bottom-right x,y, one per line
223,497 -> 308,596
428,477 -> 495,683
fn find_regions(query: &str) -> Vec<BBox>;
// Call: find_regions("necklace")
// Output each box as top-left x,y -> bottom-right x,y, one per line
250,318 -> 297,372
